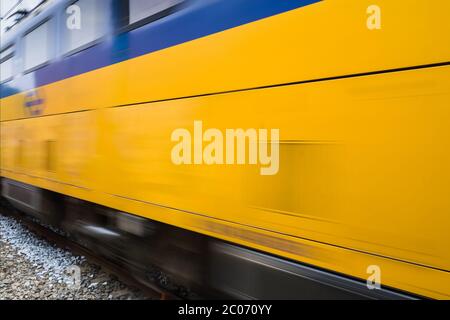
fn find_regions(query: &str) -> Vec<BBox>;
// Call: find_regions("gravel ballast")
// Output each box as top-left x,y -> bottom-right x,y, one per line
0,213 -> 148,300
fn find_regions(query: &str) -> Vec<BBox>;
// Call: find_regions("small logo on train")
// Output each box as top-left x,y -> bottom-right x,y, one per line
23,89 -> 45,116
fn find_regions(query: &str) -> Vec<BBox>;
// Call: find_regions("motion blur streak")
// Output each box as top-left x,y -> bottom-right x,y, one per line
1,0 -> 449,299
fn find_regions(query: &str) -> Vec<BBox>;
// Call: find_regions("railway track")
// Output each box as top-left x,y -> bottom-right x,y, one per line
0,199 -> 177,300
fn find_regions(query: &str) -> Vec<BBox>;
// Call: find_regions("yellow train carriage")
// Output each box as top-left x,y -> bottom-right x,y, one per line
1,0 -> 449,298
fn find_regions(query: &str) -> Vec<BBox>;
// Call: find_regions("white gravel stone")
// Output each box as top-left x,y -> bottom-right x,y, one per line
0,213 -> 148,300
0,215 -> 84,284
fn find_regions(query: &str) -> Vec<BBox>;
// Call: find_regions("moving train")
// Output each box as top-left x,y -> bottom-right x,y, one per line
1,0 -> 449,299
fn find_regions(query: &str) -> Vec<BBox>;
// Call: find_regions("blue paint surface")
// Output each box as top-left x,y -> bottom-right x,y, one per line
0,0 -> 321,99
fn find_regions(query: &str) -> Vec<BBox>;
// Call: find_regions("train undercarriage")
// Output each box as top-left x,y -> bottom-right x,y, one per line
0,177 -> 415,300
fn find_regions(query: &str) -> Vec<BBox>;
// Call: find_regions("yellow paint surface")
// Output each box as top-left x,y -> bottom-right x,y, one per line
1,0 -> 450,298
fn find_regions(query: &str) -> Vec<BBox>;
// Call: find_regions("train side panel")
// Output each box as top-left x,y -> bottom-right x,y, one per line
1,0 -> 450,298
2,65 -> 450,298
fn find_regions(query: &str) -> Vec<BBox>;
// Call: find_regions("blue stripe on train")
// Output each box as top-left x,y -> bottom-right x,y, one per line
0,0 -> 321,99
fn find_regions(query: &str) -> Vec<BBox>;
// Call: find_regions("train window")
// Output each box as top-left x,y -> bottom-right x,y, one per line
24,21 -> 51,71
0,57 -> 14,83
0,46 -> 14,61
64,0 -> 108,54
129,0 -> 183,25
0,46 -> 14,83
